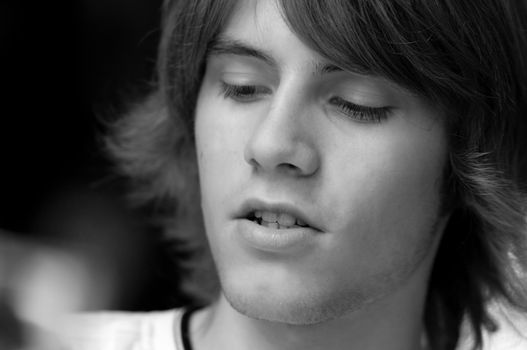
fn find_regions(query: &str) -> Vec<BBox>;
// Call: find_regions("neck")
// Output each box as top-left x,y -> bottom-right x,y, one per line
190,268 -> 431,350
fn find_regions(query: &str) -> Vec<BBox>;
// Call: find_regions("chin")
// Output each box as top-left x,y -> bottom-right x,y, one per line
216,246 -> 437,326
220,276 -> 378,325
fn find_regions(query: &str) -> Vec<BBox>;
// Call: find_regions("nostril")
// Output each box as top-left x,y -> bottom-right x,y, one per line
277,162 -> 301,175
280,163 -> 298,170
247,158 -> 260,169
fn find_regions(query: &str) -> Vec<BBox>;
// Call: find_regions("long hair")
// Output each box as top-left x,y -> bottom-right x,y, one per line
106,1 -> 527,349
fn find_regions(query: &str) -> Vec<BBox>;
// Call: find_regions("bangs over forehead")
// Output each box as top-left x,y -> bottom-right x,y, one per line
278,0 -> 519,116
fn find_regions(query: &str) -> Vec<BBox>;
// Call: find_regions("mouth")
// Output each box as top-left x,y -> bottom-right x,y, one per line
236,199 -> 321,232
234,199 -> 322,252
246,210 -> 310,230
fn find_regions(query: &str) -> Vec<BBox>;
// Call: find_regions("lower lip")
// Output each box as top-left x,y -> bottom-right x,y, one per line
236,219 -> 319,253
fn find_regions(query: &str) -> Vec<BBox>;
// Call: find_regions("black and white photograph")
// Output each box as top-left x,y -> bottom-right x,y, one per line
1,1 -> 527,349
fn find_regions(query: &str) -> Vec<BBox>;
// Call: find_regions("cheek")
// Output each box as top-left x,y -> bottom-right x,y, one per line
325,122 -> 447,245
317,128 -> 447,282
372,137 -> 444,213
194,90 -> 249,217
195,92 -> 225,215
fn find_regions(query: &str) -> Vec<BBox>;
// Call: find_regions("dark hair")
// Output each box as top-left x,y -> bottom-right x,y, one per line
107,1 -> 527,349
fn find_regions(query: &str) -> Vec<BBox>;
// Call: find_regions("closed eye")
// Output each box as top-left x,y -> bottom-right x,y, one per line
329,96 -> 391,123
220,82 -> 272,102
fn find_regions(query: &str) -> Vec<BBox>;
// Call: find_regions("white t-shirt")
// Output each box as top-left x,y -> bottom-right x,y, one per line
50,307 -> 527,350
55,309 -> 185,350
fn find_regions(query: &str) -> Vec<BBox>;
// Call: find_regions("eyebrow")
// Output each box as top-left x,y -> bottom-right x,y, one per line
208,36 -> 343,76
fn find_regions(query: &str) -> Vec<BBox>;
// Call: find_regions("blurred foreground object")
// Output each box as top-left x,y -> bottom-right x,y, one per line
0,230 -> 114,349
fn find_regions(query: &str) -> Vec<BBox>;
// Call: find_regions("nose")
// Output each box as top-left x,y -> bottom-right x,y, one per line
243,89 -> 320,177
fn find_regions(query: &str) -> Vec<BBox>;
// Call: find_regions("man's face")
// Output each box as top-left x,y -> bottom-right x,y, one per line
195,0 -> 448,324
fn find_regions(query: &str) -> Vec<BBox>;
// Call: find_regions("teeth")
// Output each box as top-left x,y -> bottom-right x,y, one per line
277,213 -> 295,226
265,222 -> 279,229
278,224 -> 293,229
255,211 -> 309,229
262,222 -> 292,230
261,212 -> 278,222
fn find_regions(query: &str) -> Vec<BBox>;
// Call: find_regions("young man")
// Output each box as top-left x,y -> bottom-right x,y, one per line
59,0 -> 527,349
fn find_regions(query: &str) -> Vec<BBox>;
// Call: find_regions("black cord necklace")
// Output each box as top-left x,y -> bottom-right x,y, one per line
180,306 -> 429,350
180,307 -> 198,350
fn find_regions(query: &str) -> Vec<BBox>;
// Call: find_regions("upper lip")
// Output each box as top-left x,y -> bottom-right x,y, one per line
234,198 -> 322,231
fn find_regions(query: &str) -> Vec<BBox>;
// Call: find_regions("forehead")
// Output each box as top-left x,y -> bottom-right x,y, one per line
220,0 -> 326,72
224,0 -> 285,41
215,0 -> 418,98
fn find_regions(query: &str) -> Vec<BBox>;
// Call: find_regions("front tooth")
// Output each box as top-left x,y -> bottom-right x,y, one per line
255,211 -> 262,218
267,222 -> 279,229
262,212 -> 278,222
277,213 -> 295,226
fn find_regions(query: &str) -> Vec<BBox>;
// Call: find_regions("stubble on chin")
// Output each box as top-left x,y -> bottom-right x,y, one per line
217,217 -> 445,326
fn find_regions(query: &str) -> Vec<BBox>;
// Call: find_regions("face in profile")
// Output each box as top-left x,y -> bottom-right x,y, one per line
195,0 -> 449,324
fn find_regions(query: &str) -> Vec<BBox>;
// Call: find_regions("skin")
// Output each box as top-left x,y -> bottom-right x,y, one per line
192,0 -> 450,349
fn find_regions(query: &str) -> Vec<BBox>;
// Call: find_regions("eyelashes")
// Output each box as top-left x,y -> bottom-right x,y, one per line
220,82 -> 391,123
328,97 -> 390,123
220,82 -> 271,102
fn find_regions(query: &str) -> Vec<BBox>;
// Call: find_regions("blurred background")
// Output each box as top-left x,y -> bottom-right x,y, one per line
1,1 -> 192,346
1,0 -> 159,235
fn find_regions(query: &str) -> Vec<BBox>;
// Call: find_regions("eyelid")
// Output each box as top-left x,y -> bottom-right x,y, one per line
329,96 -> 392,123
210,52 -> 278,83
221,81 -> 271,93
220,81 -> 272,102
223,74 -> 269,86
220,68 -> 276,87
320,75 -> 397,108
